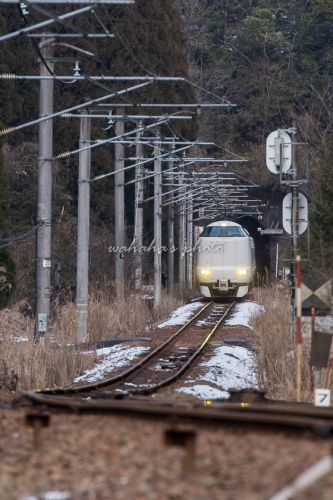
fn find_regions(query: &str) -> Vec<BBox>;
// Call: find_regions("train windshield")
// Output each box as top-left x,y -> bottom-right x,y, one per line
200,226 -> 247,237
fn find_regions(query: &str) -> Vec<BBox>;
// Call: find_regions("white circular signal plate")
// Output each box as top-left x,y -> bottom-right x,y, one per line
266,130 -> 292,174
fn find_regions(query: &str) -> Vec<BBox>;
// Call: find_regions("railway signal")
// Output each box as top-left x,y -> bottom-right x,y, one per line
266,129 -> 292,174
266,125 -> 309,401
282,192 -> 308,235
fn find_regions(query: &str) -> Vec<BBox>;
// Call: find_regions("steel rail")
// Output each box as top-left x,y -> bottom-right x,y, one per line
217,402 -> 333,420
36,301 -> 212,395
123,301 -> 236,396
24,393 -> 333,435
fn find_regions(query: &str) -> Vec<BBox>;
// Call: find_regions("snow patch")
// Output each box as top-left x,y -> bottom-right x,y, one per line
225,301 -> 264,329
41,493 -> 71,500
177,385 -> 229,400
158,302 -> 205,328
316,316 -> 333,333
20,493 -> 71,500
177,344 -> 257,400
200,345 -> 257,389
74,344 -> 150,383
13,335 -> 29,343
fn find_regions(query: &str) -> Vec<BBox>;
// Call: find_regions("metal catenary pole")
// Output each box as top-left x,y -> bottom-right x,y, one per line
154,135 -> 162,308
35,37 -> 54,341
134,124 -> 144,290
114,107 -> 125,297
76,113 -> 91,344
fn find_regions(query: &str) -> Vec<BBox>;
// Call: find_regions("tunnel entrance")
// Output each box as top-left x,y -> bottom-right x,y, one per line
236,216 -> 271,282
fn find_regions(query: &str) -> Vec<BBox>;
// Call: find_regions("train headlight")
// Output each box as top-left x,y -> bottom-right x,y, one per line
199,268 -> 211,277
237,268 -> 248,277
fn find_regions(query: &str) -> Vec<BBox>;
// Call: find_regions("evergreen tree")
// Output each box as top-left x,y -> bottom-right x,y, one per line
177,0 -> 333,271
0,1 -> 196,225
310,138 -> 333,270
0,135 -> 15,306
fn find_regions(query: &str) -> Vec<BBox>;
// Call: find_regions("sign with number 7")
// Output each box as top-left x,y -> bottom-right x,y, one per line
315,389 -> 331,407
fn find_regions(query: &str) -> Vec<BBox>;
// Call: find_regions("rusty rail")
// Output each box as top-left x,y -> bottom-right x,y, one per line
123,301 -> 235,395
24,392 -> 333,436
37,301 -> 213,395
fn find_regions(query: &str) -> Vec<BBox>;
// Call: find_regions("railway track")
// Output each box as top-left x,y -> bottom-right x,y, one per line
24,300 -> 333,437
23,393 -> 333,436
28,300 -> 235,399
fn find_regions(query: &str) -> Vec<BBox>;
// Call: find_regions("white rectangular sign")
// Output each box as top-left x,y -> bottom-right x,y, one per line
315,388 -> 331,407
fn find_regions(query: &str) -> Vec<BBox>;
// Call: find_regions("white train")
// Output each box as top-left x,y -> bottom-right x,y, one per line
195,221 -> 255,298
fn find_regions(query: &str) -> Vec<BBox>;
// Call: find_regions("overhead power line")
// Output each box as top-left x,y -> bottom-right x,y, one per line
0,81 -> 152,136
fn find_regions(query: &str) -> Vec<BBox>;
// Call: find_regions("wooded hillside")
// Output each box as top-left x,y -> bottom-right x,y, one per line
0,1 -> 195,305
0,0 -> 332,307
177,0 -> 332,271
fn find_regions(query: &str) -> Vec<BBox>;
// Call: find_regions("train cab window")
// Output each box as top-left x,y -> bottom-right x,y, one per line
200,226 -> 247,237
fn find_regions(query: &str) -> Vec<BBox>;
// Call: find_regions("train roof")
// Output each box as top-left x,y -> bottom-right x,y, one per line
206,221 -> 242,227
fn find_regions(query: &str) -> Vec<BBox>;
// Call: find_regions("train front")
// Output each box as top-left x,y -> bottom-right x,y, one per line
195,221 -> 255,298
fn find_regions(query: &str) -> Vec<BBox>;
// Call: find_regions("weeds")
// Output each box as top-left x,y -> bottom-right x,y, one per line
0,288 -> 184,391
252,286 -> 312,402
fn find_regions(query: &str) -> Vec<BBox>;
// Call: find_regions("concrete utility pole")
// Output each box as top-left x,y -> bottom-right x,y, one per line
154,135 -> 162,308
167,180 -> 175,293
134,125 -> 144,290
35,37 -> 54,341
167,144 -> 175,292
178,167 -> 186,289
186,195 -> 193,288
76,113 -> 91,344
167,199 -> 175,292
114,107 -> 125,297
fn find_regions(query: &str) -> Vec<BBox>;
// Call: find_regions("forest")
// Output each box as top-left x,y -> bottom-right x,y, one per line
0,0 -> 332,306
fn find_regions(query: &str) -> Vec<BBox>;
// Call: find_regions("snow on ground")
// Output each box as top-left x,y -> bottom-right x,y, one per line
157,301 -> 205,328
178,385 -> 229,400
74,344 -> 150,383
225,301 -> 264,329
177,344 -> 257,400
200,345 -> 257,388
315,316 -> 333,333
20,492 -> 71,500
73,300 -> 262,394
12,335 -> 29,343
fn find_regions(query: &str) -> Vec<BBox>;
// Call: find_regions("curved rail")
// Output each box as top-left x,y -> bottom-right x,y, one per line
24,392 -> 333,436
121,301 -> 235,396
38,301 -> 212,395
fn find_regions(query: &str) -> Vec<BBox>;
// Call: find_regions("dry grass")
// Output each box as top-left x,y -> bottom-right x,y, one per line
0,338 -> 92,392
85,287 -> 183,342
252,286 -> 312,402
0,289 -> 184,392
0,303 -> 93,392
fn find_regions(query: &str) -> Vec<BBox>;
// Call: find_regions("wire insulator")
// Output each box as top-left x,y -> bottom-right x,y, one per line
0,127 -> 15,136
0,73 -> 17,80
56,151 -> 71,159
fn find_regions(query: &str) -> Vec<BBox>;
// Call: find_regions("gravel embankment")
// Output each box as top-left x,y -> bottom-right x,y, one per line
0,405 -> 332,500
